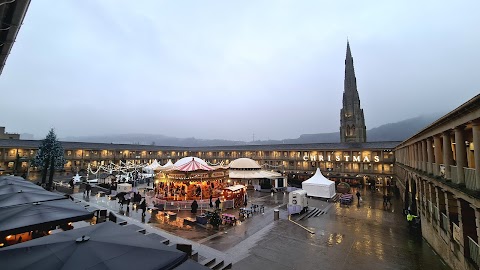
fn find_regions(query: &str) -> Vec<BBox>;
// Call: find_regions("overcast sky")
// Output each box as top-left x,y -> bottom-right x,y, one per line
1,0 -> 479,141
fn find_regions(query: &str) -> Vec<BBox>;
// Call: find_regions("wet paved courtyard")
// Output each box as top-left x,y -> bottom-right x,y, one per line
73,185 -> 450,269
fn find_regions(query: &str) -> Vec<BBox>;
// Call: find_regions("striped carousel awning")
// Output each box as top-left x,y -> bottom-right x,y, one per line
174,158 -> 214,172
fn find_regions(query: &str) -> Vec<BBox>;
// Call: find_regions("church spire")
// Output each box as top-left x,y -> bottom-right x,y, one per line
340,41 -> 367,143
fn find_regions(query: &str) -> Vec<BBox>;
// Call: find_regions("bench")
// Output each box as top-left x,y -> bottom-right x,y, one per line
239,208 -> 253,218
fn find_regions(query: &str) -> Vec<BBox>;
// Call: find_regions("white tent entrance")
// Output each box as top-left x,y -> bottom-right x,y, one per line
302,168 -> 336,199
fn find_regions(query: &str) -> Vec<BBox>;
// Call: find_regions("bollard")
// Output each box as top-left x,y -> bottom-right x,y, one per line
274,209 -> 280,221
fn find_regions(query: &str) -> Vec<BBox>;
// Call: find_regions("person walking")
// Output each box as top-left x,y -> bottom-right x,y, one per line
140,199 -> 147,216
386,193 -> 392,206
125,192 -> 131,212
209,194 -> 213,208
406,211 -> 418,229
356,190 -> 361,203
191,200 -> 198,214
86,183 -> 92,197
215,198 -> 221,210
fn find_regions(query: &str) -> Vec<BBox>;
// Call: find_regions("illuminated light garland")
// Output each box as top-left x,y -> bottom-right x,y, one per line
85,161 -> 153,180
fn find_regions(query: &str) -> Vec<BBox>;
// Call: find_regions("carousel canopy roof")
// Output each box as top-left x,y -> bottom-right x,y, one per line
174,157 -> 208,167
175,158 -> 214,172
229,158 -> 261,170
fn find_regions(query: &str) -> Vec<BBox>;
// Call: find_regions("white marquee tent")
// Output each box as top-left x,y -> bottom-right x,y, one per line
302,168 -> 336,199
143,159 -> 161,173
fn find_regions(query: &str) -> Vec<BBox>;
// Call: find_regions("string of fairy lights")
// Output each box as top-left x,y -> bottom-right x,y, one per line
83,158 -> 285,181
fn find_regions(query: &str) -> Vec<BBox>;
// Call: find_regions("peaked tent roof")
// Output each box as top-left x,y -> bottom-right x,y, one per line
175,158 -> 214,172
144,159 -> 161,171
162,159 -> 174,168
302,168 -> 335,185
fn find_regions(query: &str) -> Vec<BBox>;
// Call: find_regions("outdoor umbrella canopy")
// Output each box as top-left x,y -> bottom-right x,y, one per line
0,189 -> 66,208
0,183 -> 46,195
0,199 -> 94,236
0,221 -> 190,270
0,176 -> 39,187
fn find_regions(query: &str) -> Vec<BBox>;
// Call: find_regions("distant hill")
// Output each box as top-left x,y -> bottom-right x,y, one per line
367,114 -> 443,142
62,133 -> 247,147
61,113 -> 443,147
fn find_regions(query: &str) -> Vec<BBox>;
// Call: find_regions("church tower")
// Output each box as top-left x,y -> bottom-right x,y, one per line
340,41 -> 367,143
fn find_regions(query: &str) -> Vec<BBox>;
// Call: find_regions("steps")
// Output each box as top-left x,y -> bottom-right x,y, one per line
297,206 -> 328,221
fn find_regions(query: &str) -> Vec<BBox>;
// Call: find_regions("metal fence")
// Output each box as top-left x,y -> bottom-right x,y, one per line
450,165 -> 458,183
149,197 -> 235,211
465,168 -> 477,190
468,236 -> 480,266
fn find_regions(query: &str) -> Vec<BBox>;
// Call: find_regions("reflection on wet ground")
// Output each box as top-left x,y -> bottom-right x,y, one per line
74,186 -> 450,270
234,187 -> 450,270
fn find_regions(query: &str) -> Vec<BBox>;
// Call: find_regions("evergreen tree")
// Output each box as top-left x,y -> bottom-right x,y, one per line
32,129 -> 66,190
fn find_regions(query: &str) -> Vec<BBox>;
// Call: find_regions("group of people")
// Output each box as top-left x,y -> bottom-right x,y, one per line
117,192 -> 147,216
190,195 -> 221,213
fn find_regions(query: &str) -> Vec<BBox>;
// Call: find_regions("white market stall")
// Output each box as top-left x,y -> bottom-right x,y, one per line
143,159 -> 161,173
228,158 -> 286,190
302,168 -> 336,199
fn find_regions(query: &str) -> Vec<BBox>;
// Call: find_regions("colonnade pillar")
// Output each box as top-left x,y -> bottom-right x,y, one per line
473,206 -> 480,245
454,125 -> 467,185
456,198 -> 465,248
421,140 -> 427,172
427,137 -> 434,173
442,131 -> 454,179
434,135 -> 443,175
473,122 -> 480,191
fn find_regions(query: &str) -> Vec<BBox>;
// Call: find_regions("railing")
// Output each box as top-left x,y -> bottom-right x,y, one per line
148,198 -> 234,211
440,213 -> 449,232
432,163 -> 440,176
433,205 -> 440,221
450,165 -> 458,183
465,168 -> 477,190
468,236 -> 480,266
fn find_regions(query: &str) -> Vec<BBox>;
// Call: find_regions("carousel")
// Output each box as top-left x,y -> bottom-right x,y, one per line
153,157 -> 229,202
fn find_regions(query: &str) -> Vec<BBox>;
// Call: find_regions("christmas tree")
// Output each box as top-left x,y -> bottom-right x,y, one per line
31,129 -> 66,190
209,211 -> 222,229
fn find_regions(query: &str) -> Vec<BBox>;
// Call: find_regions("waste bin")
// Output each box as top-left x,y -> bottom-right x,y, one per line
274,209 -> 279,221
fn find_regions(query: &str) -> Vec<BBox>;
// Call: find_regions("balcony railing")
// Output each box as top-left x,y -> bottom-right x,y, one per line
468,236 -> 480,266
465,168 -> 477,190
432,163 -> 440,176
427,163 -> 432,174
441,213 -> 449,232
433,205 -> 440,221
450,165 -> 458,183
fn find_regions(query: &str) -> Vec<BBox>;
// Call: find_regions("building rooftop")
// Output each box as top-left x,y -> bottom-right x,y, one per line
0,0 -> 31,75
0,139 -> 401,151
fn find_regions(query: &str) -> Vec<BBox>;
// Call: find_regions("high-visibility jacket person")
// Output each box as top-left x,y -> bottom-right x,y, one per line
407,213 -> 417,221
